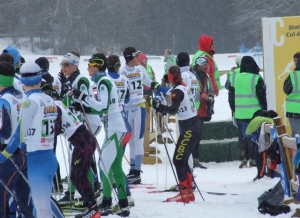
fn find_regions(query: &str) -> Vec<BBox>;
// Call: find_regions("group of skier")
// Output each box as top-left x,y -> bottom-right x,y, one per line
0,33 -> 221,218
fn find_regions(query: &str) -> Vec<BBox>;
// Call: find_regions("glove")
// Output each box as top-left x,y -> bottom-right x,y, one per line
163,74 -> 169,84
71,89 -> 87,101
60,82 -> 72,99
148,96 -> 161,110
58,71 -> 67,84
151,82 -> 161,91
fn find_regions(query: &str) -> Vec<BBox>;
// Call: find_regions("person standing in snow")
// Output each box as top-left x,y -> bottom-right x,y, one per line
2,46 -> 24,93
119,47 -> 152,185
192,56 -> 215,169
284,56 -> 300,136
138,53 -> 155,96
0,61 -> 33,218
69,53 -> 130,217
228,56 -> 267,168
35,57 -> 62,98
192,35 -> 220,96
225,55 -> 243,90
57,51 -> 101,208
149,66 -> 201,203
163,49 -> 177,75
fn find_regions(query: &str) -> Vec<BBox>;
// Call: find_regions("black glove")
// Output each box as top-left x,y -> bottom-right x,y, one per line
148,96 -> 161,110
72,89 -> 87,101
163,74 -> 169,84
60,82 -> 72,99
58,71 -> 67,84
150,82 -> 161,91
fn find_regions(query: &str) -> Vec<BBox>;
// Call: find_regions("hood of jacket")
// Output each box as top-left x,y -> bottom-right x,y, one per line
296,57 -> 300,71
198,35 -> 215,56
138,53 -> 147,67
240,56 -> 260,74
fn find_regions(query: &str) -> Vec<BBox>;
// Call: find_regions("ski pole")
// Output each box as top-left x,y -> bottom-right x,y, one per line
78,100 -> 119,202
9,157 -> 65,218
192,177 -> 205,201
153,109 -> 185,205
123,154 -> 131,166
0,176 -> 35,218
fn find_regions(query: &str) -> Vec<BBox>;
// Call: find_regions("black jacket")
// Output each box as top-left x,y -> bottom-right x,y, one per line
283,58 -> 300,118
228,56 -> 267,122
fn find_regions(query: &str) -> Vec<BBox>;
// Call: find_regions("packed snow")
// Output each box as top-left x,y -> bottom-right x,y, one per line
1,40 -> 297,217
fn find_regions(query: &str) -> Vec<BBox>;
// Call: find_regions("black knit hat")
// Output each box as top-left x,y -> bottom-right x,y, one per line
123,47 -> 140,63
176,52 -> 190,67
35,57 -> 49,72
89,53 -> 107,71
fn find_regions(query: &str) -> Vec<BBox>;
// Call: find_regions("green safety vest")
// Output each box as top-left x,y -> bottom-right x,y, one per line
146,65 -> 154,80
286,70 -> 300,113
192,50 -> 221,90
228,67 -> 240,86
164,56 -> 177,74
233,73 -> 262,119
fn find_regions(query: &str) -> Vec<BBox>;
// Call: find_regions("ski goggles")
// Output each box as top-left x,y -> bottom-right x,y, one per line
88,58 -> 104,68
113,60 -> 121,70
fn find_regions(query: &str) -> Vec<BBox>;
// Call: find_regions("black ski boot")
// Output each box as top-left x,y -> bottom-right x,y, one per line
99,197 -> 113,216
115,198 -> 130,217
127,170 -> 141,184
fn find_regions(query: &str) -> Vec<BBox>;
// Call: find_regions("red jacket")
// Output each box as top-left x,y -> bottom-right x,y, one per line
198,35 -> 218,94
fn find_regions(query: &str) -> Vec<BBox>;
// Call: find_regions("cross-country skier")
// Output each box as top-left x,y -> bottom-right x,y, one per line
0,62 -> 58,217
2,46 -> 23,92
35,57 -> 62,98
58,51 -> 101,206
119,47 -> 152,184
106,55 -> 135,210
69,53 -> 130,216
148,66 -> 202,203
40,78 -> 101,218
0,61 -> 32,217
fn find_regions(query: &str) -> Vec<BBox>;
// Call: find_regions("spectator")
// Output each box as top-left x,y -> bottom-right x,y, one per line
284,55 -> 300,136
163,49 -> 176,75
192,56 -> 214,169
228,56 -> 267,168
192,35 -> 220,96
293,52 -> 300,69
225,55 -> 243,90
138,53 -> 155,95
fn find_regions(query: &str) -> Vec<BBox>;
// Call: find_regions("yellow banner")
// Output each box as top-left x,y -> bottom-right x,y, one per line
262,16 -> 300,135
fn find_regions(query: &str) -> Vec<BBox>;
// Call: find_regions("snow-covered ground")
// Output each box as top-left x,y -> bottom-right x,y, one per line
1,41 -> 296,217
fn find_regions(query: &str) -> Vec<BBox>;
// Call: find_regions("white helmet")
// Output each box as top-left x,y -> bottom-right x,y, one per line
235,55 -> 244,67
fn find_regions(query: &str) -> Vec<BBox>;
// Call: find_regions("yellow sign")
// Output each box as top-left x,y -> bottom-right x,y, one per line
262,16 -> 300,135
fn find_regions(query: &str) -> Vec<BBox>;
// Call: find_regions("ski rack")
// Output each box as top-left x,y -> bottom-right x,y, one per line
264,117 -> 298,201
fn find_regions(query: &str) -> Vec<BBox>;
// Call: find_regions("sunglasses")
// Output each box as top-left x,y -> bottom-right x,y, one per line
60,62 -> 75,68
125,51 -> 140,58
